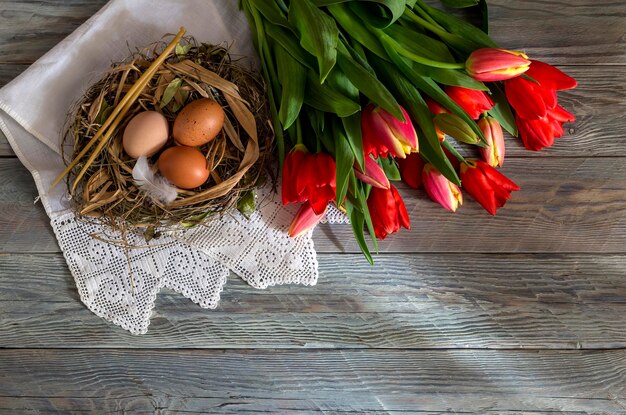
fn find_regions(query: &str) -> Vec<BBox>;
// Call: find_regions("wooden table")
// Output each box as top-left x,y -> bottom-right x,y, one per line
1,1 -> 625,413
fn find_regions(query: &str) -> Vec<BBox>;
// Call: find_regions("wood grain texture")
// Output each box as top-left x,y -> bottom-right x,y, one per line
2,253 -> 626,349
0,0 -> 108,64
0,349 -> 624,413
1,157 -> 625,254
0,0 -> 625,413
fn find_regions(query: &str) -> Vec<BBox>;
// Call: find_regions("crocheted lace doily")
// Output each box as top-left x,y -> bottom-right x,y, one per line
51,186 -> 346,334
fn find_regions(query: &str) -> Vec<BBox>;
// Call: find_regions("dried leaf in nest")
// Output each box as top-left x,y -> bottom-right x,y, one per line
62,36 -> 274,232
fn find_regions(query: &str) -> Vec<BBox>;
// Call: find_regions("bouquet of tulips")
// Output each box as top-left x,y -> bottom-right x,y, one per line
240,0 -> 577,262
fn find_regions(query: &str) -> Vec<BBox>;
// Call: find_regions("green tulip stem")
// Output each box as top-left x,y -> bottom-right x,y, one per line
405,9 -> 451,41
408,4 -> 441,30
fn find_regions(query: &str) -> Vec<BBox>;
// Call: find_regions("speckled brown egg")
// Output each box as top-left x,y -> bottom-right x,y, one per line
157,146 -> 210,189
122,111 -> 169,158
172,98 -> 225,146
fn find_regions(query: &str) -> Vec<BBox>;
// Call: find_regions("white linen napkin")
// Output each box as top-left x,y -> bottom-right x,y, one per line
0,0 -> 324,334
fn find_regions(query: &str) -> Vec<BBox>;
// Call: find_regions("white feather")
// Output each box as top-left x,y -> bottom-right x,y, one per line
132,156 -> 178,204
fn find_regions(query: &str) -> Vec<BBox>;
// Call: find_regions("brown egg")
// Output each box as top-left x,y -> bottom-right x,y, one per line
157,146 -> 210,189
173,98 -> 225,146
122,111 -> 169,158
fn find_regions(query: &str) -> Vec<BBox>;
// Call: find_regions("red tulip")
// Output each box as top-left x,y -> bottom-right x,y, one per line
288,202 -> 327,237
516,105 -> 575,151
466,48 -> 531,82
367,185 -> 410,240
282,144 -> 308,205
282,144 -> 336,214
422,163 -> 463,212
396,152 -> 425,189
355,157 -> 390,189
445,86 -> 494,120
362,104 -> 419,159
426,98 -> 448,115
505,61 -> 577,120
504,60 -> 577,151
460,160 -> 520,215
478,116 -> 505,167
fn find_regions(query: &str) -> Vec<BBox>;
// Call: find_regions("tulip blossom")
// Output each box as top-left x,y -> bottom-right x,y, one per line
466,48 -> 531,82
478,116 -> 505,167
516,105 -> 576,151
504,60 -> 577,150
445,86 -> 494,120
281,144 -> 336,214
355,157 -> 390,189
362,104 -> 419,159
288,202 -> 327,237
396,152 -> 425,189
367,185 -> 410,240
422,163 -> 463,212
460,160 -> 520,215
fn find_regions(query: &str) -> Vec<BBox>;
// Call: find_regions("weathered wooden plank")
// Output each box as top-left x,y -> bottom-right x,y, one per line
486,0 -> 626,65
2,253 -> 626,349
0,0 -> 623,65
0,0 -> 108,64
1,157 -> 625,254
0,63 -> 26,86
0,349 -> 624,413
1,64 -> 623,158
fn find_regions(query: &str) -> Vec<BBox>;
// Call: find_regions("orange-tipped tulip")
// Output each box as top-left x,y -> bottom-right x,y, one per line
423,164 -> 463,212
466,48 -> 531,82
478,116 -> 505,167
288,202 -> 327,237
355,157 -> 390,189
362,104 -> 419,159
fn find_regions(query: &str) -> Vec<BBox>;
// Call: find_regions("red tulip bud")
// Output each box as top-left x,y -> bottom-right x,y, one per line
466,48 -> 531,82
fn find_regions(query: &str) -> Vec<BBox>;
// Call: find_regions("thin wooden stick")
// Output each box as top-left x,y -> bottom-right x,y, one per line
50,27 -> 187,191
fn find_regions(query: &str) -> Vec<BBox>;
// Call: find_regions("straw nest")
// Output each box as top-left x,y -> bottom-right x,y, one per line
61,35 -> 274,233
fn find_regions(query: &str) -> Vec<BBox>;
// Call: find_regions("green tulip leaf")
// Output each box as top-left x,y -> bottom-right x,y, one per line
304,72 -> 361,117
289,0 -> 339,83
378,157 -> 401,181
265,24 -> 316,70
333,120 -> 355,206
346,199 -> 374,265
488,84 -> 519,137
438,0 -> 479,7
337,42 -> 403,120
342,113 -> 365,171
384,25 -> 456,63
327,3 -> 388,59
415,0 -> 497,49
275,44 -> 306,130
